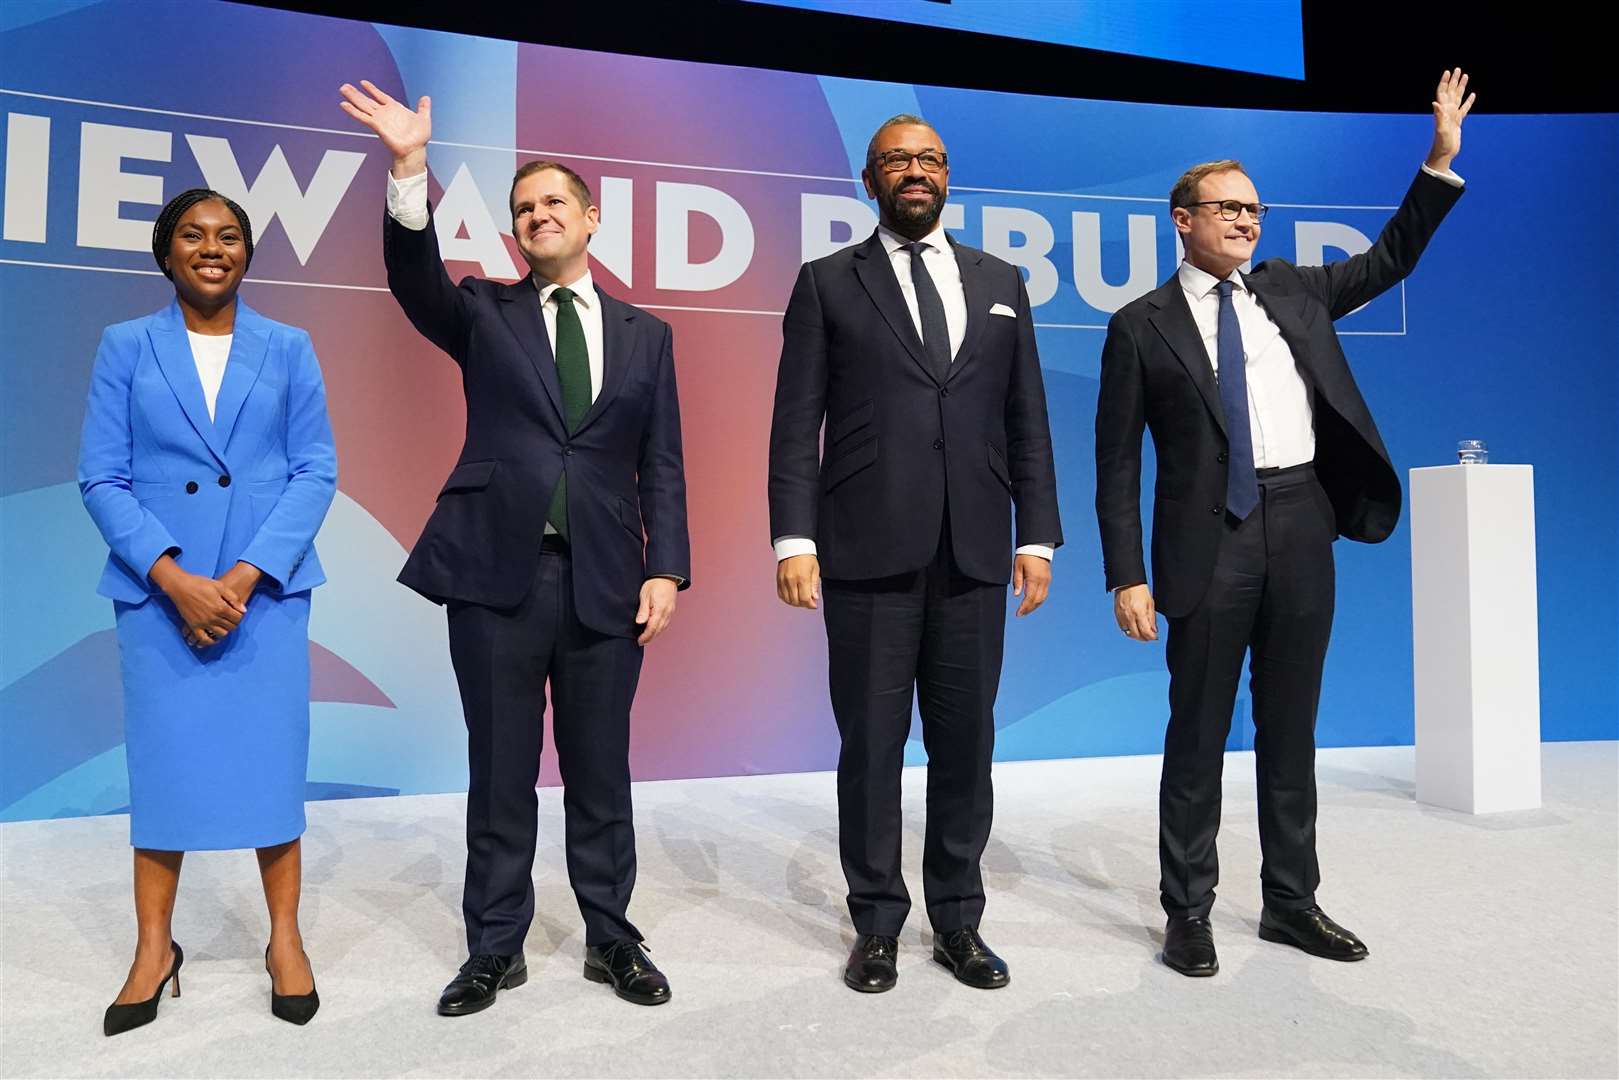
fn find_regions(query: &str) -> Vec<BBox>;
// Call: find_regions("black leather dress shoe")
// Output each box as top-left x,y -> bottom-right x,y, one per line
932,928 -> 1010,989
1259,905 -> 1369,961
844,934 -> 899,993
437,953 -> 527,1016
1162,915 -> 1219,977
584,941 -> 670,1006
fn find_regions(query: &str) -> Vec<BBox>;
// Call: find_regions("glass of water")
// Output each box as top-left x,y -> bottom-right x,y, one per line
1457,439 -> 1488,465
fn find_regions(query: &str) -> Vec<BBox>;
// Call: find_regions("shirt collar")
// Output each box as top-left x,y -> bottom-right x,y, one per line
878,221 -> 950,257
1178,260 -> 1245,301
535,268 -> 596,307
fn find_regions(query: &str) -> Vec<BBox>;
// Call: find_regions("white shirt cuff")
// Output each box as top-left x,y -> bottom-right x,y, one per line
386,170 -> 430,230
1420,162 -> 1465,188
773,537 -> 817,561
1015,544 -> 1055,561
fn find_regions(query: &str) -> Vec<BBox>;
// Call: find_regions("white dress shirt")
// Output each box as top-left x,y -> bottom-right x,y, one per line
878,221 -> 967,360
186,331 -> 232,421
774,222 -> 1054,563
1177,261 -> 1316,470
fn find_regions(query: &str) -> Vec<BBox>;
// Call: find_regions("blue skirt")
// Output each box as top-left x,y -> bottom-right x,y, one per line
115,590 -> 311,850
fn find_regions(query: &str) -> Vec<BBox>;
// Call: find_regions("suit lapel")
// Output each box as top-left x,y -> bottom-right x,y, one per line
1148,278 -> 1226,436
574,288 -> 634,436
947,239 -> 988,385
210,301 -> 267,451
851,231 -> 937,384
148,301 -> 230,467
496,276 -> 565,423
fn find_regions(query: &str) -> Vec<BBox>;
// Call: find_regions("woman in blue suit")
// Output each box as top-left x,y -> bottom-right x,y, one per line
79,189 -> 337,1034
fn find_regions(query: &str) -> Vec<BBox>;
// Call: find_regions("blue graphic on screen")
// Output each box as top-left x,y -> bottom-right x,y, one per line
743,0 -> 1306,79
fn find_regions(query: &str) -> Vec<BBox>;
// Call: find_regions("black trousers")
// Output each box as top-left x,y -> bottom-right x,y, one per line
822,528 -> 1005,936
446,545 -> 644,955
1160,463 -> 1337,919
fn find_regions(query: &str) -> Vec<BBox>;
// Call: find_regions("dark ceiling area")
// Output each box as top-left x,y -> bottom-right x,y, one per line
247,0 -> 1611,116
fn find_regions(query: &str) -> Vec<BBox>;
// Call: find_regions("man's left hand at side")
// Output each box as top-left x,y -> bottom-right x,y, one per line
1011,554 -> 1052,617
636,577 -> 679,645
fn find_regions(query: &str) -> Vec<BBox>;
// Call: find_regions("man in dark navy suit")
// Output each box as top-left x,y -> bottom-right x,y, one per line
341,80 -> 689,1012
769,115 -> 1062,993
1096,71 -> 1474,977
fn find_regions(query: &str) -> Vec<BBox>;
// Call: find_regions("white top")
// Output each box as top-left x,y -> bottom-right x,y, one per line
186,331 -> 232,421
534,271 -> 604,406
877,221 -> 967,360
774,222 -> 1053,563
1176,261 -> 1316,470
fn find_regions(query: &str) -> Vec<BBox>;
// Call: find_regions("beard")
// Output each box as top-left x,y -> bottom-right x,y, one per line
880,179 -> 945,231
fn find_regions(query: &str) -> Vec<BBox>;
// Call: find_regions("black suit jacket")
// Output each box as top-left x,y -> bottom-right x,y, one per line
384,210 -> 690,637
769,230 -> 1062,584
1095,168 -> 1464,618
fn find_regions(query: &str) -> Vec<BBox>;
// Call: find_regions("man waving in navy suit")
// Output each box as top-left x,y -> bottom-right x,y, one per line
1096,71 -> 1474,977
770,115 -> 1062,993
340,80 -> 689,1012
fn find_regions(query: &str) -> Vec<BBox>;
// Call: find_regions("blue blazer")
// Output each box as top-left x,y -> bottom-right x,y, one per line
79,299 -> 337,603
383,210 -> 690,638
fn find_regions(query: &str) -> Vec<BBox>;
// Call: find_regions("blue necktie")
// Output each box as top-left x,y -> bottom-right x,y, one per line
906,242 -> 953,384
1215,280 -> 1259,520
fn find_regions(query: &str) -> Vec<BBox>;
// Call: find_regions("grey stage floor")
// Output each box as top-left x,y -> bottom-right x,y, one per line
1,743 -> 1614,1079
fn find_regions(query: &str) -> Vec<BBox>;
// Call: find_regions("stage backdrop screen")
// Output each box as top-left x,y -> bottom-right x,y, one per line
2,1 -> 1614,822
741,0 -> 1306,79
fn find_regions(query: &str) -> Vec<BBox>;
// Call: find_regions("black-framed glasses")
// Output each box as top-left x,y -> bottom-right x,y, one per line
1187,199 -> 1268,223
872,149 -> 949,173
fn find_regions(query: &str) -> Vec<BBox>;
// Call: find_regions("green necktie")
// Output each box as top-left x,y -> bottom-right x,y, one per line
545,285 -> 591,538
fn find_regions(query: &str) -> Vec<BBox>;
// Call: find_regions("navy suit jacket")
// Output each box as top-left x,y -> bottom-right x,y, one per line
79,299 -> 336,603
1095,168 -> 1464,618
384,211 -> 690,638
769,231 -> 1062,585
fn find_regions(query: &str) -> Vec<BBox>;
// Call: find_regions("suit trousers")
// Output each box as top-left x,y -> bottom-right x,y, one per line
1160,463 -> 1337,919
822,524 -> 1005,936
447,544 -> 644,955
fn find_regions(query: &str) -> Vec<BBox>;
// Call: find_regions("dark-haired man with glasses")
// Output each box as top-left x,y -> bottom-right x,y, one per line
770,114 -> 1062,993
1095,71 -> 1475,976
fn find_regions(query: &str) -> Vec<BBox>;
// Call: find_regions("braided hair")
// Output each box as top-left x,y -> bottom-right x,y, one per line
151,188 -> 254,279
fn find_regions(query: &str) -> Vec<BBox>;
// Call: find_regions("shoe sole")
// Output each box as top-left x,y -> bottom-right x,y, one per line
583,962 -> 671,1005
1257,924 -> 1369,962
932,949 -> 1010,989
1160,952 -> 1219,977
843,971 -> 896,993
437,967 -> 528,1017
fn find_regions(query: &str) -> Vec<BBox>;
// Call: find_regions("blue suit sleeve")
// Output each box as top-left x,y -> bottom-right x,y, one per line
78,325 -> 181,582
238,330 -> 338,590
638,321 -> 692,588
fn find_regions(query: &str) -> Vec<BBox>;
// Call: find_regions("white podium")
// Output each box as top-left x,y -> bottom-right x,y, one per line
1409,464 -> 1541,813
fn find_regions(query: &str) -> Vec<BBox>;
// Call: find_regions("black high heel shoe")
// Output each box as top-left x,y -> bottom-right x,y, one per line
103,941 -> 182,1037
265,945 -> 319,1025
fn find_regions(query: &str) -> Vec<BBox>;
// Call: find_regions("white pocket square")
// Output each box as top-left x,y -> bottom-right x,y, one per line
989,303 -> 1016,318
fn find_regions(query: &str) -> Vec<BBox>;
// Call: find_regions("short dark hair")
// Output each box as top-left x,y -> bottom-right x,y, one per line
1170,160 -> 1247,212
509,160 -> 594,215
151,188 -> 253,278
864,113 -> 937,168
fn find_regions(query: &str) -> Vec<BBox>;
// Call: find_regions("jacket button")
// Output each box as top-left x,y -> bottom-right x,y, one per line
563,446 -> 574,457
933,439 -> 944,450
185,481 -> 199,494
217,475 -> 231,487
940,387 -> 950,398
1218,452 -> 1229,464
1211,504 -> 1223,514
